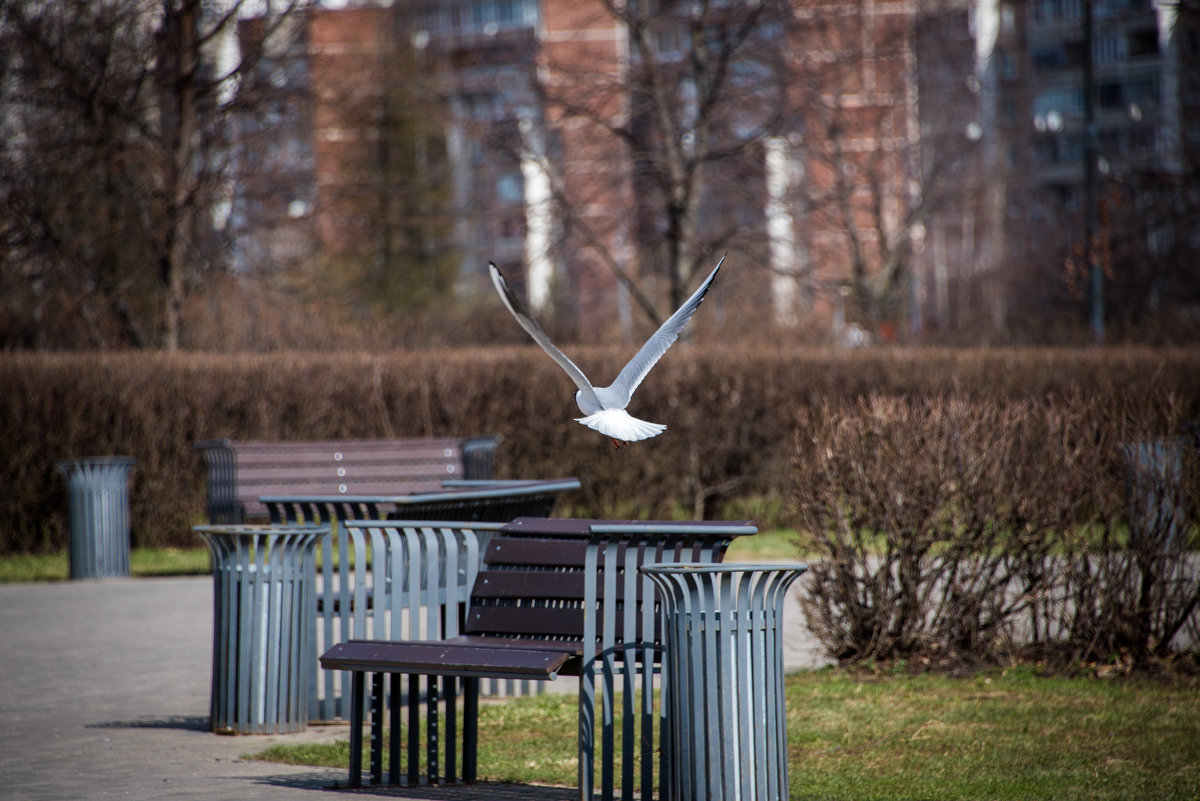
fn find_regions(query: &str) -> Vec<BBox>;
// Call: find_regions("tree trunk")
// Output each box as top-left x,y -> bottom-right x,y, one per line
158,0 -> 199,350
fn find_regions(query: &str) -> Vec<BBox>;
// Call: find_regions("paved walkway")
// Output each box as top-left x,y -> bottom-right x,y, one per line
0,574 -> 827,801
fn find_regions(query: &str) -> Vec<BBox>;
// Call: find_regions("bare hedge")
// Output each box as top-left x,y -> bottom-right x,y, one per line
2,346 -> 1199,558
794,393 -> 1200,666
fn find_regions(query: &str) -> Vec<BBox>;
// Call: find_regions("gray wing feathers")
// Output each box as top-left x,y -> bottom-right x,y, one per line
488,263 -> 601,406
609,256 -> 724,404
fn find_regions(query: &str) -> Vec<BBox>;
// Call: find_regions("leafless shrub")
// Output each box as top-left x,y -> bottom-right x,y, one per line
793,394 -> 1199,667
1044,397 -> 1200,665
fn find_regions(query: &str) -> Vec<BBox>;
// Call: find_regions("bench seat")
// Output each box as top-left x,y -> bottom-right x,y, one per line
322,638 -> 582,679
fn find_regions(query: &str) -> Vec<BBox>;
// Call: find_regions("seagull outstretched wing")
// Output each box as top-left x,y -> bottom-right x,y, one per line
489,263 -> 601,410
606,256 -> 723,407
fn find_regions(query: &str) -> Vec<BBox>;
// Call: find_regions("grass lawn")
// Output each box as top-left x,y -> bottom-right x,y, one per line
0,547 -> 212,582
250,668 -> 1200,801
724,527 -> 803,561
0,527 -> 803,583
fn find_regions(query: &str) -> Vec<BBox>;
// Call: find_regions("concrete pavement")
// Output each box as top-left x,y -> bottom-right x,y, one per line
0,577 -> 344,801
0,573 -> 827,801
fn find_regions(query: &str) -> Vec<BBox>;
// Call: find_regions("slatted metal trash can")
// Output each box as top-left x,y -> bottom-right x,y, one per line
1120,437 -> 1188,548
642,563 -> 808,801
56,457 -> 136,579
195,524 -> 329,734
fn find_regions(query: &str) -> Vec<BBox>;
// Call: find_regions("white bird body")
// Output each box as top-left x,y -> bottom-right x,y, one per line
489,257 -> 723,445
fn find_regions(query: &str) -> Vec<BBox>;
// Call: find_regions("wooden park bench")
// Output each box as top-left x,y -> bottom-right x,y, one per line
320,516 -> 755,800
194,436 -> 500,524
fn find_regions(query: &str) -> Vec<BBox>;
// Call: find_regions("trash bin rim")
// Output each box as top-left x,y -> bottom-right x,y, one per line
641,561 -> 808,576
193,524 -> 331,538
57,456 -> 137,472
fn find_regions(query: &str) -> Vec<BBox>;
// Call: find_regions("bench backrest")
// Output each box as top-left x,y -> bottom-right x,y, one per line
195,436 -> 498,523
466,528 -> 592,641
466,517 -> 754,653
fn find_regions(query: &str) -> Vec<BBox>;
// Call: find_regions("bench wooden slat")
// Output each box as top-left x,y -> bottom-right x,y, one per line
226,438 -> 463,454
482,537 -> 590,566
237,462 -> 460,476
236,480 -> 441,496
467,606 -> 587,640
471,569 -> 587,600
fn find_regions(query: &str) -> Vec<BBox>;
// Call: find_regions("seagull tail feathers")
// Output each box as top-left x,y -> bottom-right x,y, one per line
575,409 -> 666,443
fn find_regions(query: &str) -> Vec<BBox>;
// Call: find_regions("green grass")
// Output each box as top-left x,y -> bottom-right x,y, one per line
1,526 -> 802,583
724,527 -> 805,561
250,668 -> 1200,800
0,547 -> 212,582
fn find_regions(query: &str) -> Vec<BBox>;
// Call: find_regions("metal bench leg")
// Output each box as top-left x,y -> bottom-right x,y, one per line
427,676 -> 440,783
370,672 -> 385,785
464,677 -> 479,784
348,671 -> 365,787
408,674 -> 420,785
389,673 -> 403,785
446,676 -> 458,783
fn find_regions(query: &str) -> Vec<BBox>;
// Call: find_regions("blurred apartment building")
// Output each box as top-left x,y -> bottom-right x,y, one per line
234,0 -> 1199,340
971,0 -> 1200,337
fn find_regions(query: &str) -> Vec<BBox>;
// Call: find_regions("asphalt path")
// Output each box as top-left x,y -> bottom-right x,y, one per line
0,574 -> 826,801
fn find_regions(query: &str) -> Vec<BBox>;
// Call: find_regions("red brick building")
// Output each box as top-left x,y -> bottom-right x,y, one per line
268,0 -> 1197,343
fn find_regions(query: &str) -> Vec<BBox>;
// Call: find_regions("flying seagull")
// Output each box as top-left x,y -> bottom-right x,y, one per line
489,256 -> 724,448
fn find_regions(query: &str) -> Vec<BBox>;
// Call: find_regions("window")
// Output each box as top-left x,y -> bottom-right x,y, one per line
1064,39 -> 1086,67
1099,81 -> 1123,108
1033,46 -> 1066,72
998,52 -> 1018,80
1001,4 -> 1015,33
1126,75 -> 1159,106
496,172 -> 523,203
657,27 -> 685,58
1033,0 -> 1083,22
1034,87 -> 1084,117
1128,126 -> 1156,153
1095,32 -> 1124,64
1128,28 -> 1159,58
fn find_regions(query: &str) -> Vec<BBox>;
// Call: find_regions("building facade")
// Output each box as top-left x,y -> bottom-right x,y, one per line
235,0 -> 1198,343
973,0 -> 1200,339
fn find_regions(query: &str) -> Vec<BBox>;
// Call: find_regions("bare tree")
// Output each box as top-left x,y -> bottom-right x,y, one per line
528,0 -> 800,333
305,4 -> 461,318
785,2 -> 938,341
0,0 -> 311,349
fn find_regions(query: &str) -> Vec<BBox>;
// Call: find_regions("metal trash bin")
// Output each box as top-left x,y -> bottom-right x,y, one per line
1121,438 -> 1188,548
642,563 -> 808,801
56,457 -> 136,579
195,524 -> 329,735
